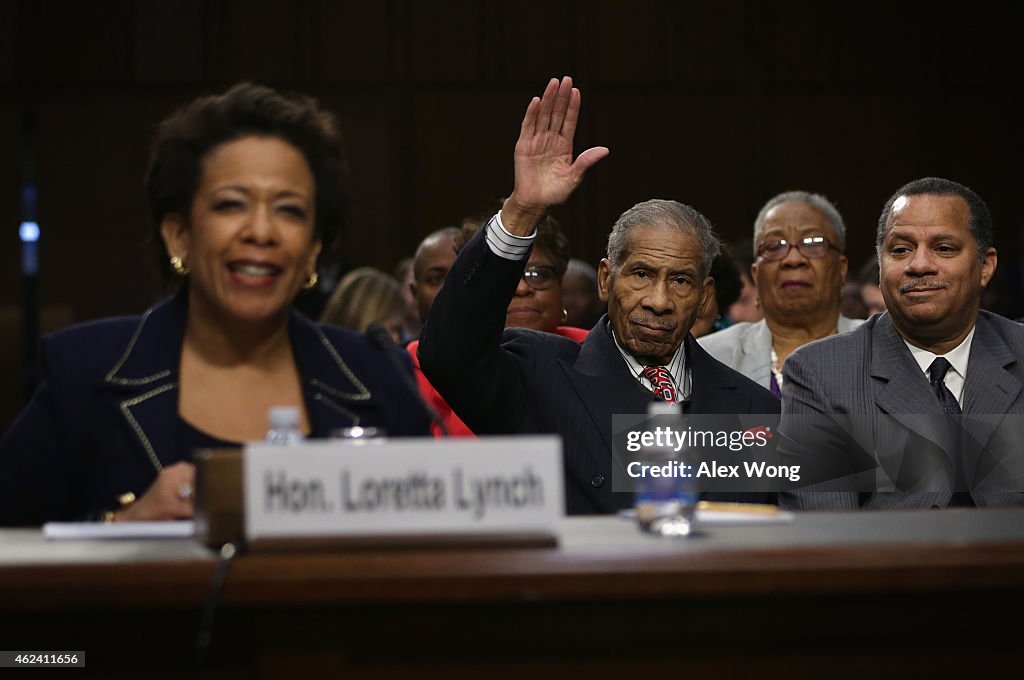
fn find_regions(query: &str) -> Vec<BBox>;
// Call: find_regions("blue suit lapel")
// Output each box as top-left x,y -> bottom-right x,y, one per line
289,311 -> 381,433
101,292 -> 387,467
102,294 -> 187,474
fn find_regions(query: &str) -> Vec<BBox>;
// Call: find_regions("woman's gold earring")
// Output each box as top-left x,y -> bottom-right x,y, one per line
561,308 -> 569,323
170,256 -> 189,276
303,272 -> 319,290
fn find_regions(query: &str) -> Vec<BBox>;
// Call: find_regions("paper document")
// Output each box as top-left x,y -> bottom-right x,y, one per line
42,520 -> 196,540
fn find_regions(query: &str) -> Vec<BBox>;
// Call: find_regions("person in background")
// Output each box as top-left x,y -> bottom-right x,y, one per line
419,76 -> 778,513
456,214 -> 588,340
840,280 -> 870,319
856,255 -> 886,317
320,266 -> 408,344
699,190 -> 863,396
393,256 -> 421,343
410,214 -> 587,437
779,176 -> 1024,510
0,82 -> 430,526
692,243 -> 744,337
562,258 -> 605,330
727,236 -> 762,324
409,226 -> 461,331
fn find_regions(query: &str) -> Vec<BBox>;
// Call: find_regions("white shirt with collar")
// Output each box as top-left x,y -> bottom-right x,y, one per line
484,212 -> 688,402
903,325 -> 975,407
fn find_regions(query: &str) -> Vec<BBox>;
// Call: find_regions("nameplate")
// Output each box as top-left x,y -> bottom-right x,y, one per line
242,436 -> 564,546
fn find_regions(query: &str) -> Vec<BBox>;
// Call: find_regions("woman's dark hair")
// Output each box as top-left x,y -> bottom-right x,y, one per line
144,82 -> 349,277
710,243 -> 743,312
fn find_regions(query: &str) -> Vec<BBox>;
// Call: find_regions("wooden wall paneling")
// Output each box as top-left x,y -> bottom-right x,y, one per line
316,0 -> 397,84
131,0 -> 205,83
218,0 -> 304,84
0,0 -> 18,82
588,0 -> 675,86
35,0 -> 130,83
34,92 -> 160,322
941,5 -> 1019,89
409,90 -> 522,247
768,0 -> 843,87
764,93 -> 924,268
0,99 -> 30,435
496,0 -> 577,84
946,96 -> 1014,198
836,1 -> 920,87
408,0 -> 494,84
674,0 -> 751,87
315,89 -> 412,273
0,102 -> 21,306
947,93 -> 1024,315
581,90 -> 755,255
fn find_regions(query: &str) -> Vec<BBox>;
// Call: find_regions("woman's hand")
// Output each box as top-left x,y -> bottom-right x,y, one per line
115,461 -> 196,522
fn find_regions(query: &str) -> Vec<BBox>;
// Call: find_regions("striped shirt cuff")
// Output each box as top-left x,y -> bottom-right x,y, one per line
484,211 -> 535,261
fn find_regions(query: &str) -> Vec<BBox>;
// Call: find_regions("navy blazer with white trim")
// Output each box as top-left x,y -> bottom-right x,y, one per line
0,292 -> 431,525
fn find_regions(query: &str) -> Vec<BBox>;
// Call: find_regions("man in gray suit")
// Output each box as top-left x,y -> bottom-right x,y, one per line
779,177 -> 1024,510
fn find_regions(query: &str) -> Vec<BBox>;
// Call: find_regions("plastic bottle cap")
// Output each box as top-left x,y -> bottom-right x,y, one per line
647,401 -> 682,415
268,406 -> 300,427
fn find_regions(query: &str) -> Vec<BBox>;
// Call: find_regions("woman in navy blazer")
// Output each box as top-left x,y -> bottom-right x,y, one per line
0,83 -> 430,526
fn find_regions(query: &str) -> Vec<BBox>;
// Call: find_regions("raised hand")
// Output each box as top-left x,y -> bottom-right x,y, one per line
502,76 -> 609,235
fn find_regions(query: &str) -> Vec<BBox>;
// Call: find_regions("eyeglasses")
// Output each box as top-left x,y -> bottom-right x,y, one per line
756,236 -> 838,262
521,265 -> 558,290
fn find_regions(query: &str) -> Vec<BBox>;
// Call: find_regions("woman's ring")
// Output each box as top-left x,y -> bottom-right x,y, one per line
178,482 -> 194,501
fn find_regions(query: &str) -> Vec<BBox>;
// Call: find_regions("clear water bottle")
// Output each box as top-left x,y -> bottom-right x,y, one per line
265,406 -> 304,444
634,400 -> 698,537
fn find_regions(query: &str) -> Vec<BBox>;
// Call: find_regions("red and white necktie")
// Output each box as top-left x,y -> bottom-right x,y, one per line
642,366 -> 677,403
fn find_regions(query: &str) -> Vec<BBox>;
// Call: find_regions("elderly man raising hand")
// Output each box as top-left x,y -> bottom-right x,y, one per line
419,77 -> 778,515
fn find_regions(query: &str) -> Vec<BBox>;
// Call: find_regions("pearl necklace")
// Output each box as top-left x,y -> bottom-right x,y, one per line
770,325 -> 839,391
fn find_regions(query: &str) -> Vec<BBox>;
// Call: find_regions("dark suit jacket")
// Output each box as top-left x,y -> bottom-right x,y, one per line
418,228 -> 781,515
0,292 -> 431,525
779,311 -> 1024,510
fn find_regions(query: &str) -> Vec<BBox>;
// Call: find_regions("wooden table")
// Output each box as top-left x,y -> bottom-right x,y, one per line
2,508 -> 1023,677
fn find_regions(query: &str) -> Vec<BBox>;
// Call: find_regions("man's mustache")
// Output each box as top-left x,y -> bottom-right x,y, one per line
899,279 -> 950,294
630,315 -> 676,330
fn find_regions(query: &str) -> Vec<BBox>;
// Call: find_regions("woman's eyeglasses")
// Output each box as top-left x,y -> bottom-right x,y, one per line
521,265 -> 557,290
756,236 -> 838,262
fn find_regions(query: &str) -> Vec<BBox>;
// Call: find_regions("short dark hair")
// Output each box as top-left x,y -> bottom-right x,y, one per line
876,177 -> 993,262
710,243 -> 743,311
145,82 -> 349,277
856,255 -> 879,285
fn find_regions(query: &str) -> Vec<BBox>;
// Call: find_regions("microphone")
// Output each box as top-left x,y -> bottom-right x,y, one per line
365,323 -> 450,436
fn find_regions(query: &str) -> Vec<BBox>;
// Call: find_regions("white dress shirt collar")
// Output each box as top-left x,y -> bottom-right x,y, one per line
903,325 -> 975,406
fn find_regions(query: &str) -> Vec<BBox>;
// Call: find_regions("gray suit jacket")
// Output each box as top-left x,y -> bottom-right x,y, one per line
778,311 -> 1024,510
698,316 -> 863,389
